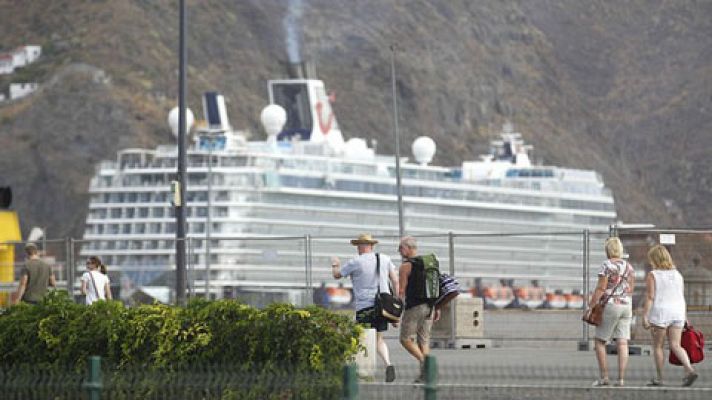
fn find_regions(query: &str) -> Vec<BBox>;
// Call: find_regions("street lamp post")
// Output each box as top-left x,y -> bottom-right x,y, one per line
205,140 -> 213,299
390,45 -> 405,238
175,0 -> 188,305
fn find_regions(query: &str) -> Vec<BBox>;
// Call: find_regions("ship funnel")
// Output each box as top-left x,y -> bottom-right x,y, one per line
202,92 -> 231,131
284,61 -> 316,79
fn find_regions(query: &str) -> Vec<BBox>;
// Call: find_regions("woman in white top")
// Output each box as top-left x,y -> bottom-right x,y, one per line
642,245 -> 698,387
80,256 -> 112,305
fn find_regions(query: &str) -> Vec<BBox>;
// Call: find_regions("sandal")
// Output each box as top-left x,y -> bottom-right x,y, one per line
646,378 -> 664,387
592,378 -> 609,387
682,372 -> 698,387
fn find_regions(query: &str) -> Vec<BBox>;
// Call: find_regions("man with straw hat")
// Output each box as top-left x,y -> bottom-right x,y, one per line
332,233 -> 399,382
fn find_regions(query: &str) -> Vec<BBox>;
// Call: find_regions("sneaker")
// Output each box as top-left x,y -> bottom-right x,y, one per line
682,372 -> 698,387
613,379 -> 624,387
592,378 -> 609,387
646,378 -> 664,387
385,365 -> 396,383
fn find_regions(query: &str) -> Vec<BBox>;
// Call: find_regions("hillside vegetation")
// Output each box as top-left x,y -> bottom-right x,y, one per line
1,0 -> 711,238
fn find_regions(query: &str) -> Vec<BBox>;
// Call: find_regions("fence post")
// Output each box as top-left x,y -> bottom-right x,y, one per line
66,237 -> 74,297
580,229 -> 590,350
83,355 -> 102,400
342,363 -> 358,400
448,231 -> 456,347
424,354 -> 437,400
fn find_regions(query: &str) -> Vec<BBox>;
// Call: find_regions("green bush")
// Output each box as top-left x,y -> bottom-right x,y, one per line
0,291 -> 361,398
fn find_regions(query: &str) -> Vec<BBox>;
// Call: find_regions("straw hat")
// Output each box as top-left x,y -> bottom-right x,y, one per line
350,233 -> 378,245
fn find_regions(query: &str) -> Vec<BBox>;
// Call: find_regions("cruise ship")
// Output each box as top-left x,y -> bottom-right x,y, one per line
81,75 -> 616,306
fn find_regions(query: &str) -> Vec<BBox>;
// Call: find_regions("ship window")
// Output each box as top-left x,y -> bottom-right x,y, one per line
149,223 -> 161,234
192,223 -> 205,233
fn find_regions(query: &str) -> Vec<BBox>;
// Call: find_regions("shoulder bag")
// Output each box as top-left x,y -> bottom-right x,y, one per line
374,253 -> 403,322
582,262 -> 630,326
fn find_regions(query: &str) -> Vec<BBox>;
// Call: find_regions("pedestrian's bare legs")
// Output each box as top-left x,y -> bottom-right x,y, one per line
400,337 -> 424,363
376,332 -> 392,366
594,339 -> 609,381
667,327 -> 695,374
616,338 -> 628,384
651,326 -> 666,381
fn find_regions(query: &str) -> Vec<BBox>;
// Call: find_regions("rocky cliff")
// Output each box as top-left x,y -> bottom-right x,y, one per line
0,0 -> 710,238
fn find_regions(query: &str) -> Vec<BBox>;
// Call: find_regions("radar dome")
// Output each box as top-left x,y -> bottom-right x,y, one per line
412,136 -> 436,165
167,107 -> 195,138
260,104 -> 287,137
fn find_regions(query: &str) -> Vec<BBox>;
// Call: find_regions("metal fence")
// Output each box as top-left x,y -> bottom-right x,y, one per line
2,353 -> 710,400
2,228 -> 712,345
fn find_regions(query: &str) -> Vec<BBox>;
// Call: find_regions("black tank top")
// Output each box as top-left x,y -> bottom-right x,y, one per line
405,257 -> 427,309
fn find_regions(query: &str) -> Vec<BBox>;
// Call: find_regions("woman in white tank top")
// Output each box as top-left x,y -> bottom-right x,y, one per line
642,245 -> 698,387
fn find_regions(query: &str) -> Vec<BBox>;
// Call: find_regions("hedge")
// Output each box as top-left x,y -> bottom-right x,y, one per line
0,291 -> 362,398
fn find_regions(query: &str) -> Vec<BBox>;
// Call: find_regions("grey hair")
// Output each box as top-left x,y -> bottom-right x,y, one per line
400,236 -> 417,249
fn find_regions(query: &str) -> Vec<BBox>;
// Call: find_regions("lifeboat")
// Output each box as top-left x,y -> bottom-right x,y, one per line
481,286 -> 515,309
564,291 -> 584,309
544,290 -> 567,309
513,286 -> 546,309
325,286 -> 353,306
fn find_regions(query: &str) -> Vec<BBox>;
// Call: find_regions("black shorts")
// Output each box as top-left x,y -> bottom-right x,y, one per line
355,306 -> 388,332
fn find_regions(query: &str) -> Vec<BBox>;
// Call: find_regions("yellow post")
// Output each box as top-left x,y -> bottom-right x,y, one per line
0,211 -> 21,306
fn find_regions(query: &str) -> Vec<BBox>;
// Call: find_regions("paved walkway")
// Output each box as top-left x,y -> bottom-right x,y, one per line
359,340 -> 710,399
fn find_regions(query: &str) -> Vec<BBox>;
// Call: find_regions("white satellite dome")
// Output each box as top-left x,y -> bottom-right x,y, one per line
260,104 -> 287,137
167,107 -> 195,138
412,136 -> 436,165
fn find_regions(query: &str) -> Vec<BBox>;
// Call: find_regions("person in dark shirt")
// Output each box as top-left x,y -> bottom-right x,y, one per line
14,243 -> 55,304
398,236 -> 439,383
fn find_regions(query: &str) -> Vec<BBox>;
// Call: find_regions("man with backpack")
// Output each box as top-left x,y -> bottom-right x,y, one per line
397,236 -> 440,383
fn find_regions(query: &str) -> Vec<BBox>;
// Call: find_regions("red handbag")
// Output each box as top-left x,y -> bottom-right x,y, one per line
669,323 -> 705,365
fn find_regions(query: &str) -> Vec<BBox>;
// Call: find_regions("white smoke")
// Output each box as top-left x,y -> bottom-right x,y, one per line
283,0 -> 305,63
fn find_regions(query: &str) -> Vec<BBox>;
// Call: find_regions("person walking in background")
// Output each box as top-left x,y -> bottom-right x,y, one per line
642,244 -> 698,387
331,233 -> 399,382
589,237 -> 634,387
80,256 -> 112,305
398,236 -> 439,383
13,243 -> 55,304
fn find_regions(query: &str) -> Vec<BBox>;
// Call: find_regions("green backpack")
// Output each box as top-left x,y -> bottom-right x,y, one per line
415,253 -> 441,303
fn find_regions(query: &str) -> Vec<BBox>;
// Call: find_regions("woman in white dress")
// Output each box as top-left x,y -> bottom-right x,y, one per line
642,245 -> 698,387
80,256 -> 112,305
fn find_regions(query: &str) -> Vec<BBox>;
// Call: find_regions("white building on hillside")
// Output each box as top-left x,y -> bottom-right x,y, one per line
0,45 -> 42,75
9,83 -> 38,100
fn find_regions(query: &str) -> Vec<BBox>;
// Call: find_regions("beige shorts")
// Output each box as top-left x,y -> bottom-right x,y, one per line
595,303 -> 632,342
399,303 -> 434,346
